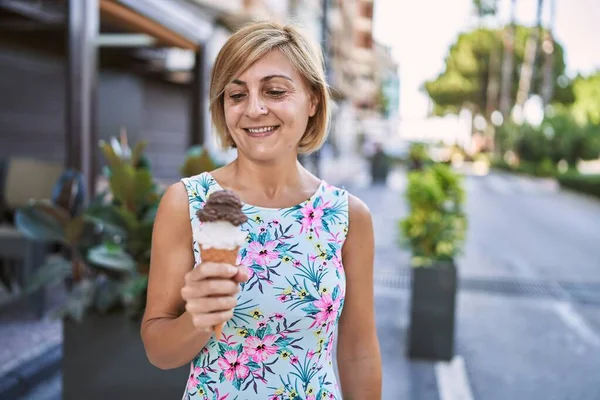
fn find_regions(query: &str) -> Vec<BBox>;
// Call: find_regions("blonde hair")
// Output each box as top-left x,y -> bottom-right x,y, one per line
209,21 -> 331,154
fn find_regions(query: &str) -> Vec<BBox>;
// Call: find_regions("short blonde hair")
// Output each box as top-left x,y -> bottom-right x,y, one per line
209,21 -> 331,154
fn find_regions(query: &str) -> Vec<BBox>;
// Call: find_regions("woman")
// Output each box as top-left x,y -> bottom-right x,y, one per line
141,21 -> 382,399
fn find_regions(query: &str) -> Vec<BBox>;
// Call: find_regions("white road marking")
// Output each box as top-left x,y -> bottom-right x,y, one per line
435,356 -> 475,400
553,301 -> 600,347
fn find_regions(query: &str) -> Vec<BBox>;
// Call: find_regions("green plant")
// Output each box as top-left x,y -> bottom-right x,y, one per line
15,133 -> 162,321
180,145 -> 219,177
399,163 -> 467,267
407,142 -> 431,171
557,173 -> 600,199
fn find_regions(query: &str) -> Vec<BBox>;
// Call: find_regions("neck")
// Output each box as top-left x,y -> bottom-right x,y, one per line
231,154 -> 307,196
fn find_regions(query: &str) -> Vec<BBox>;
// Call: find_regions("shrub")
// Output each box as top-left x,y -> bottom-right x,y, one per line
180,145 -> 219,177
399,163 -> 467,267
557,173 -> 600,199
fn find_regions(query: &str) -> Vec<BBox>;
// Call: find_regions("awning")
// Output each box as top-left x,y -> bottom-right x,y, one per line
100,0 -> 215,50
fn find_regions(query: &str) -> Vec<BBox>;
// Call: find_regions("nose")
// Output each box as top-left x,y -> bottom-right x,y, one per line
245,93 -> 268,119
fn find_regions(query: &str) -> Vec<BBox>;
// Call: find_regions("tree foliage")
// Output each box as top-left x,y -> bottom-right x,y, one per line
425,26 -> 574,117
570,71 -> 600,125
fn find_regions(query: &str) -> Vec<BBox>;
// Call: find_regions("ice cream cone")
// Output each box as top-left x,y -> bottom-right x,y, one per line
194,189 -> 248,340
200,245 -> 240,339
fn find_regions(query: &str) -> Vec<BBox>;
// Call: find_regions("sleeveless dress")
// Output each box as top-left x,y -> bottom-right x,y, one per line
180,172 -> 349,400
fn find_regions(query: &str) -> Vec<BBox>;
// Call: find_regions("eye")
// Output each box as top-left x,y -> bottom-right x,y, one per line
267,90 -> 286,97
229,93 -> 246,101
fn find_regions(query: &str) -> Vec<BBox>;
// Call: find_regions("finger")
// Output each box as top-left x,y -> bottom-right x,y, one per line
181,279 -> 239,301
192,309 -> 234,329
195,279 -> 240,297
188,262 -> 238,282
186,296 -> 237,314
234,265 -> 250,283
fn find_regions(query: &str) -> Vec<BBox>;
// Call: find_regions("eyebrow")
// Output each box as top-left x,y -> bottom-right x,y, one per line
230,74 -> 294,86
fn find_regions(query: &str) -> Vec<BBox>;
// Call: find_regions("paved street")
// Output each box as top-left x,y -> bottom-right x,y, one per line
355,168 -> 600,400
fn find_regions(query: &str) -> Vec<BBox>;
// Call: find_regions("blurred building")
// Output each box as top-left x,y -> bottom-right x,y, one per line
328,0 -> 402,154
0,0 -> 393,191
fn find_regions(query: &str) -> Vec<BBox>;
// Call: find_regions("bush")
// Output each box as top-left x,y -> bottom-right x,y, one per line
557,173 -> 600,199
180,145 -> 219,177
399,163 -> 467,267
407,142 -> 431,171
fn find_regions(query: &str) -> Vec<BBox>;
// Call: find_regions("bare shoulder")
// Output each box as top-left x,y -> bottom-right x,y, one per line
157,181 -> 189,217
342,193 -> 374,258
347,193 -> 373,230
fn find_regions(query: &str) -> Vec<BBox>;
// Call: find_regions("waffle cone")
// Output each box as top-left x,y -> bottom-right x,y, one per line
200,245 -> 240,339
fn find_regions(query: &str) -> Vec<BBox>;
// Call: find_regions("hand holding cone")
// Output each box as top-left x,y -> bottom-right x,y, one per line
195,190 -> 248,339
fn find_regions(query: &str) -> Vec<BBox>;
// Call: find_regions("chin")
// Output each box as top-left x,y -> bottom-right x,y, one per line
240,146 -> 294,163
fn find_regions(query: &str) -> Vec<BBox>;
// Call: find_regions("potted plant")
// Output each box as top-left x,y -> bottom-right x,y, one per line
15,133 -> 188,399
179,145 -> 219,178
399,162 -> 467,361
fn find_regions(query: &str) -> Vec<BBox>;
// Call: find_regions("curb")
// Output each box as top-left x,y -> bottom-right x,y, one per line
0,344 -> 62,400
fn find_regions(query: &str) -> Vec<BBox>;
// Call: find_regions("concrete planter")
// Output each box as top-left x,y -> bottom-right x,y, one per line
63,312 -> 188,399
407,261 -> 457,361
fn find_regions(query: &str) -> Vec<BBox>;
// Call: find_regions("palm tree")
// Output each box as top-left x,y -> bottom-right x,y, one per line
499,0 -> 517,117
541,0 -> 556,106
515,0 -> 544,113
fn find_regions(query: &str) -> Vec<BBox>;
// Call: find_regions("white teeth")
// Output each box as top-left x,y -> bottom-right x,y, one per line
247,126 -> 276,133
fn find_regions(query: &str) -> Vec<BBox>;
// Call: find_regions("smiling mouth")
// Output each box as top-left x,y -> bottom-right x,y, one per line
244,125 -> 279,137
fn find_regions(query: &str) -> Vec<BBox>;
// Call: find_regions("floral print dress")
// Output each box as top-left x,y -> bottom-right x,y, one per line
180,172 -> 349,400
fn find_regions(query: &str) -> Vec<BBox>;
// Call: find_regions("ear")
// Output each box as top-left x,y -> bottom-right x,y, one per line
308,91 -> 319,117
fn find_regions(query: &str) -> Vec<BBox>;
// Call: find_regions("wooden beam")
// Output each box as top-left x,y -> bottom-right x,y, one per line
99,0 -> 198,50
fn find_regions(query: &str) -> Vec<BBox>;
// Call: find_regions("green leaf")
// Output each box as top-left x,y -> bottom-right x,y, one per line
84,206 -> 128,238
131,141 -> 148,166
109,165 -> 136,206
23,256 -> 73,295
99,140 -> 122,169
87,244 -> 136,273
15,201 -> 66,243
133,169 -> 155,204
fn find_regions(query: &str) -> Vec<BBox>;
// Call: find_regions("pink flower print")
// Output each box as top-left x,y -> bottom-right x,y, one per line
272,219 -> 280,225
307,396 -> 316,400
217,350 -> 250,381
293,260 -> 302,268
312,293 -> 341,327
307,349 -> 315,359
299,202 -> 324,235
290,355 -> 299,364
278,294 -> 288,302
188,366 -> 201,389
245,334 -> 278,362
271,312 -> 284,320
333,255 -> 343,274
247,240 -> 279,266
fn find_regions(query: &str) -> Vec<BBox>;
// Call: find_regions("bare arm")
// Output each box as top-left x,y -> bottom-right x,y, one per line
140,182 -> 212,370
337,194 -> 382,399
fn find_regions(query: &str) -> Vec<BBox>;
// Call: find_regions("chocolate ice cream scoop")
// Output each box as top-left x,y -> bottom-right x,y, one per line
197,190 -> 248,226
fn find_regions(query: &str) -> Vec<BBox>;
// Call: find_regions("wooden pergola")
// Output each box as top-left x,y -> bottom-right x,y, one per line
0,0 -> 217,198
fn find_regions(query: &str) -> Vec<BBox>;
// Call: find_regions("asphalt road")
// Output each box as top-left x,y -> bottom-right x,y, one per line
356,169 -> 600,400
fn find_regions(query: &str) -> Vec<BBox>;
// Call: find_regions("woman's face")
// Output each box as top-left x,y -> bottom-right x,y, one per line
223,49 -> 317,162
